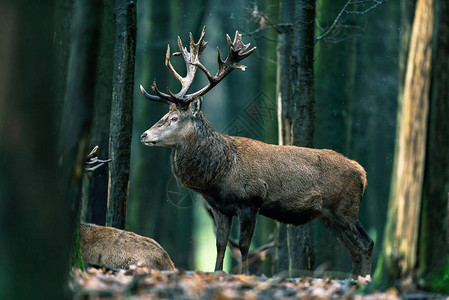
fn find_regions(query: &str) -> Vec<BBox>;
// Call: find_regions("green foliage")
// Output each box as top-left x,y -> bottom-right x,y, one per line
421,262 -> 449,294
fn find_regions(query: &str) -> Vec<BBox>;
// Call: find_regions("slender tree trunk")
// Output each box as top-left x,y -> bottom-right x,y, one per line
81,2 -> 115,225
276,0 -> 316,275
419,0 -> 449,286
373,0 -> 433,290
290,0 -> 315,148
275,0 -> 293,275
107,0 -> 137,229
277,0 -> 294,147
287,0 -> 316,275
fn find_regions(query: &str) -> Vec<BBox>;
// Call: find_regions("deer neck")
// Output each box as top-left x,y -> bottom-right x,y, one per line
171,115 -> 235,191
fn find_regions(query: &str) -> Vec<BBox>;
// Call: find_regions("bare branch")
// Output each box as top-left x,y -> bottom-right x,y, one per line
315,0 -> 386,43
345,0 -> 384,15
315,0 -> 352,42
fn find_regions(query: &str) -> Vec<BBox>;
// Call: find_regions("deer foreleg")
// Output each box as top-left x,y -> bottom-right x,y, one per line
238,205 -> 259,274
211,208 -> 232,271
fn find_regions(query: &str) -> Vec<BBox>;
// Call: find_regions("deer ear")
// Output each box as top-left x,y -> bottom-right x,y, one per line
189,97 -> 202,117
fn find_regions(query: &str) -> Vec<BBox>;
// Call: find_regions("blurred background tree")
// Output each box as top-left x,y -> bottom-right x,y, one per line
0,1 -> 72,299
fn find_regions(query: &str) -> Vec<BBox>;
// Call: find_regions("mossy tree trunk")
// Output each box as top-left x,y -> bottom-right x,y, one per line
373,0 -> 433,290
419,0 -> 449,289
106,0 -> 137,229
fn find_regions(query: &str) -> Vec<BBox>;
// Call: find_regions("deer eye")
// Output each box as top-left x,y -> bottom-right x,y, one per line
170,116 -> 178,123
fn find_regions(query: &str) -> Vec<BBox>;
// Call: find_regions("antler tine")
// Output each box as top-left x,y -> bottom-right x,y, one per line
175,26 -> 208,100
140,84 -> 173,105
165,45 -> 183,83
151,81 -> 179,105
140,45 -> 182,105
183,30 -> 256,104
190,26 -> 207,56
226,31 -> 257,64
141,27 -> 209,106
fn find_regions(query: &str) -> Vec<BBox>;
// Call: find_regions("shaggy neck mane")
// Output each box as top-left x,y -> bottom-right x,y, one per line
171,113 -> 235,191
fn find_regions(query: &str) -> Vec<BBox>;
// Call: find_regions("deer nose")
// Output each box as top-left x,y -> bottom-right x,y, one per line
140,133 -> 147,141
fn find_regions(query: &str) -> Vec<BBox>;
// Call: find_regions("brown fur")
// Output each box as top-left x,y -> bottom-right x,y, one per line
80,222 -> 175,270
141,101 -> 373,276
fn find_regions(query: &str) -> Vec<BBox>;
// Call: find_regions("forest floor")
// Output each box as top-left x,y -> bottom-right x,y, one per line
69,266 -> 447,299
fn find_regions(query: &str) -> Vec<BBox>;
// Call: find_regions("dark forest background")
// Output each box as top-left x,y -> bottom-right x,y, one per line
1,0 -> 448,299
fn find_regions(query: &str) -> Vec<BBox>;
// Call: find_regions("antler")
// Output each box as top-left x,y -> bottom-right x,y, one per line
140,26 -> 256,107
140,26 -> 207,106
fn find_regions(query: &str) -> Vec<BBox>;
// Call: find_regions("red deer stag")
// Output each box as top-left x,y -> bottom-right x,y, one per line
140,26 -> 373,276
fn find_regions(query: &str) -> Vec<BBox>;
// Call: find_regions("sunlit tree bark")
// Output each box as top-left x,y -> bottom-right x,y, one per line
373,0 -> 433,290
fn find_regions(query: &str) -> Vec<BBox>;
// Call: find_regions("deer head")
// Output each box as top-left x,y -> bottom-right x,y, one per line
139,26 -> 256,147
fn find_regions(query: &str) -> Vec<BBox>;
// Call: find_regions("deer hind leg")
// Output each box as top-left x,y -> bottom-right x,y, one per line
320,216 -> 373,277
353,220 -> 374,275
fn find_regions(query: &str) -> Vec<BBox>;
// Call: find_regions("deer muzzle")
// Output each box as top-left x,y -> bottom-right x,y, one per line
140,132 -> 157,146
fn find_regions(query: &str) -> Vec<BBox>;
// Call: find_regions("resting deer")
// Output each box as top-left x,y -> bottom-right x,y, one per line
80,222 -> 175,270
140,27 -> 373,276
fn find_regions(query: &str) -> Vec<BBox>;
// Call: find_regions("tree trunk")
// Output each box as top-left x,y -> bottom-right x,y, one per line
107,0 -> 137,229
373,0 -> 433,290
59,0 -> 102,269
274,0 -> 294,275
0,1 -> 75,298
419,0 -> 449,287
81,2 -> 115,225
276,0 -> 316,275
287,0 -> 316,275
397,0 -> 417,104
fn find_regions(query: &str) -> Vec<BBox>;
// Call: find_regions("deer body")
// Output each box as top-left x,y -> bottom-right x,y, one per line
80,222 -> 175,270
140,27 -> 373,276
171,119 -> 365,225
